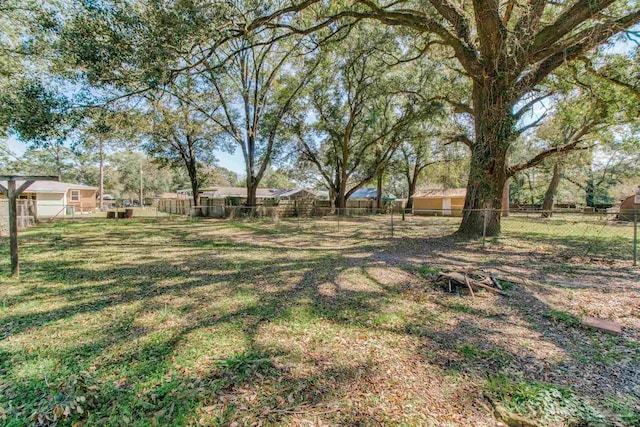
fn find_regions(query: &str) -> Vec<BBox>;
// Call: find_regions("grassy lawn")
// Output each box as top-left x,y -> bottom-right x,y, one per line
0,217 -> 638,426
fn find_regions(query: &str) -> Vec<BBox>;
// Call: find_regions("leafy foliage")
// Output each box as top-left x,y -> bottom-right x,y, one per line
295,24 -> 444,207
486,376 -> 610,425
0,79 -> 72,143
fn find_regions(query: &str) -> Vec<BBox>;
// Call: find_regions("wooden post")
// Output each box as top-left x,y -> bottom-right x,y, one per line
29,195 -> 38,224
139,157 -> 144,208
482,209 -> 488,248
634,210 -> 637,267
8,180 -> 18,276
390,206 -> 394,237
0,175 -> 58,277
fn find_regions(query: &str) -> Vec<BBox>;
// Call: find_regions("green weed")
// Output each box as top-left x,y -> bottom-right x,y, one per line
414,265 -> 442,279
546,309 -> 581,327
486,375 -> 607,425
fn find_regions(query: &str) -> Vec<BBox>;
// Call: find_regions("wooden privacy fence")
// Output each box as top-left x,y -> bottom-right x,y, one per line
158,198 -> 196,215
157,197 -> 403,218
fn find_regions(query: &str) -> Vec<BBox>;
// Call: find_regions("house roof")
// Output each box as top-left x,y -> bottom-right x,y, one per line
349,187 -> 396,200
274,188 -> 319,198
155,192 -> 178,199
414,188 -> 467,198
195,186 -> 285,198
620,194 -> 640,209
0,180 -> 97,194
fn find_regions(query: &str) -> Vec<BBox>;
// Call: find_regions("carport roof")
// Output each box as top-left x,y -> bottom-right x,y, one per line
414,188 -> 467,198
0,180 -> 97,194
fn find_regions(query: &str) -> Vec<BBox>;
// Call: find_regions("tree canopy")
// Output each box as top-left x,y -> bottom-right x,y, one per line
1,0 -> 637,232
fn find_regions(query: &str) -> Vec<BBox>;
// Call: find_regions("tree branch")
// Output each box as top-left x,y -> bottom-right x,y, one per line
515,112 -> 547,135
471,0 -> 505,60
434,96 -> 474,115
424,0 -> 472,44
254,4 -> 481,75
530,0 -> 618,57
513,92 -> 552,120
516,9 -> 640,94
507,141 -> 589,176
507,121 -> 597,176
579,56 -> 640,99
447,133 -> 472,147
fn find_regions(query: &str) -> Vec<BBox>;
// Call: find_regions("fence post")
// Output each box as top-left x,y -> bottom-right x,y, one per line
8,180 -> 18,277
391,206 -> 394,237
482,209 -> 488,248
634,210 -> 638,267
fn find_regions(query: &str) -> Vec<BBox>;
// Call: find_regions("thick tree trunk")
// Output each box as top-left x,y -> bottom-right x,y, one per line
459,154 -> 508,237
56,148 -> 62,182
405,180 -> 416,211
585,179 -> 595,207
336,173 -> 347,211
457,82 -> 514,237
246,179 -> 258,209
184,157 -> 199,207
376,169 -> 383,211
328,187 -> 336,214
336,192 -> 346,211
188,163 -> 199,208
542,162 -> 561,218
98,139 -> 104,211
502,179 -> 510,217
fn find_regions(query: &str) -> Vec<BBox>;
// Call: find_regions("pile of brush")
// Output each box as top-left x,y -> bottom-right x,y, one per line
434,270 -> 508,297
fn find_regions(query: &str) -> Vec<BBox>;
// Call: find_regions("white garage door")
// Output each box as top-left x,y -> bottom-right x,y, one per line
37,193 -> 66,217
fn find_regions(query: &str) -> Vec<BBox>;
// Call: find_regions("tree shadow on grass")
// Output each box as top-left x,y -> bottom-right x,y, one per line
1,242 -> 420,424
1,219 -> 639,425
395,288 -> 640,424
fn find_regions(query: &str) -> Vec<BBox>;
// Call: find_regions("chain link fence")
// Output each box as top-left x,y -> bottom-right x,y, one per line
39,204 -> 640,265
177,206 -> 638,265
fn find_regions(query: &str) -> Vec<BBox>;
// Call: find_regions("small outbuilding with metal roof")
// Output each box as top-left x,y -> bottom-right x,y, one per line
412,188 -> 466,216
617,188 -> 640,221
348,188 -> 396,201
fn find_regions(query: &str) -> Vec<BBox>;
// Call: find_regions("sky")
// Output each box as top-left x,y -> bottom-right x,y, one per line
5,135 -> 248,175
215,150 -> 245,174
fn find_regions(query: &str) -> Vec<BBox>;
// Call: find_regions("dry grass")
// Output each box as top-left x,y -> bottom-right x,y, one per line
0,215 -> 638,426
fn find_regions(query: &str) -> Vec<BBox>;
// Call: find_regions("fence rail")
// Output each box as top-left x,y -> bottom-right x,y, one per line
13,202 -> 639,266
157,197 -> 404,217
172,206 -> 638,265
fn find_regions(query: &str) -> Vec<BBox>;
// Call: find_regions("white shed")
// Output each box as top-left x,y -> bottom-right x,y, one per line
0,180 -> 97,219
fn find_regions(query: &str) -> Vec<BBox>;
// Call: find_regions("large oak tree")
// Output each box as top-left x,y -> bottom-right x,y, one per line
251,0 -> 640,235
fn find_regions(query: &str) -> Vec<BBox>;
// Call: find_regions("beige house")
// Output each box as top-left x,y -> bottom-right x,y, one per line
413,188 -> 466,216
0,180 -> 97,218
